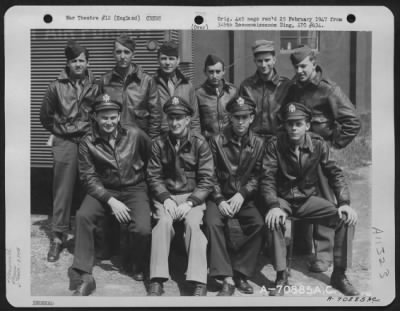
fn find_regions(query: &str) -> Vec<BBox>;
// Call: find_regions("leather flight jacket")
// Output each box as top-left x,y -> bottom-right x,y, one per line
78,124 -> 152,203
153,69 -> 201,135
209,126 -> 265,206
100,64 -> 161,139
147,130 -> 214,206
196,80 -> 238,139
261,132 -> 350,211
283,66 -> 361,149
239,69 -> 291,136
40,68 -> 100,140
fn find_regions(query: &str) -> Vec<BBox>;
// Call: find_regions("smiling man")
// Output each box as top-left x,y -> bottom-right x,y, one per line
205,96 -> 265,296
239,40 -> 291,141
261,102 -> 359,297
40,40 -> 99,262
196,54 -> 238,139
68,93 -> 152,296
147,96 -> 214,296
100,33 -> 160,138
153,41 -> 201,135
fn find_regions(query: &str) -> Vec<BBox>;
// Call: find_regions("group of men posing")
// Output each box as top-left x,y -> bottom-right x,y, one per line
40,33 -> 361,297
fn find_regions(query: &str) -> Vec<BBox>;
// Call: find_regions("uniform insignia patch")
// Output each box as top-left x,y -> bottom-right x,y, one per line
172,97 -> 180,105
288,104 -> 296,113
237,97 -> 245,106
102,94 -> 111,102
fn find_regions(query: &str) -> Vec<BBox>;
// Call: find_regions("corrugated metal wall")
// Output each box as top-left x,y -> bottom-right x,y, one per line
31,29 -> 193,168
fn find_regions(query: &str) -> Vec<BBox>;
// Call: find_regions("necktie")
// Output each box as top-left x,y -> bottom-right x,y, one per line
168,79 -> 175,96
175,139 -> 180,152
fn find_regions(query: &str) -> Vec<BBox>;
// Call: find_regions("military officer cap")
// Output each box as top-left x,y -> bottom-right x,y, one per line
290,45 -> 314,65
252,40 -> 275,55
226,96 -> 256,115
204,54 -> 225,70
282,102 -> 312,121
164,96 -> 193,116
93,93 -> 122,112
65,40 -> 88,60
159,40 -> 179,57
116,33 -> 136,52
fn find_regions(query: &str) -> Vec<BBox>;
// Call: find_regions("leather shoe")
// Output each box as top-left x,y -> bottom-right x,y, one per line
331,271 -> 360,296
148,281 -> 163,296
309,259 -> 331,273
193,282 -> 207,296
47,240 -> 63,262
217,280 -> 235,296
269,271 -> 288,296
68,267 -> 82,291
72,274 -> 96,296
233,277 -> 253,294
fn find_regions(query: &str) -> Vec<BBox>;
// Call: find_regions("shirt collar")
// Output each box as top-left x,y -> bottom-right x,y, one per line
112,64 -> 142,82
168,128 -> 192,149
222,126 -> 254,147
202,79 -> 231,95
92,123 -> 127,144
249,68 -> 280,86
280,131 -> 314,153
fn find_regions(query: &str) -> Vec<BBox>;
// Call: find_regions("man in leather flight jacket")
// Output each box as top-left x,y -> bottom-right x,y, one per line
261,102 -> 359,297
205,96 -> 264,296
282,45 -> 361,273
147,96 -> 214,296
100,34 -> 161,139
40,40 -> 99,263
196,54 -> 238,139
68,94 -> 152,296
153,41 -> 201,135
239,40 -> 291,140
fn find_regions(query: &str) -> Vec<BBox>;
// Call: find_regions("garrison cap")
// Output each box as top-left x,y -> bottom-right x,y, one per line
282,102 -> 312,121
204,54 -> 225,70
164,96 -> 193,116
115,33 -> 136,52
252,40 -> 275,55
93,93 -> 122,112
65,40 -> 88,60
159,40 -> 179,57
290,45 -> 314,65
226,96 -> 256,115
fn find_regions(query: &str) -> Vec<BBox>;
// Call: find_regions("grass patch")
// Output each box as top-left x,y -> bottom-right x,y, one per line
332,112 -> 371,170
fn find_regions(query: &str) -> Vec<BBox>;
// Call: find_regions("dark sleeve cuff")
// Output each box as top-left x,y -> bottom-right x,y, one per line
214,196 -> 226,207
100,192 -> 113,204
238,187 -> 249,199
158,192 -> 172,204
268,202 -> 280,211
338,200 -> 350,207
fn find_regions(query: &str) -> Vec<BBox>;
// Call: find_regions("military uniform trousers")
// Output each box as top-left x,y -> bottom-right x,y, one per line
51,136 -> 79,234
268,196 -> 353,272
72,182 -> 151,274
150,193 -> 207,284
205,200 -> 264,278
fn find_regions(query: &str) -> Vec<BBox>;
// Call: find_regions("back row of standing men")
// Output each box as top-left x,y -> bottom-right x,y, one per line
40,34 -> 361,297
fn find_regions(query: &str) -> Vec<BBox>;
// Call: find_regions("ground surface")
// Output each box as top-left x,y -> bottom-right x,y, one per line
30,165 -> 371,298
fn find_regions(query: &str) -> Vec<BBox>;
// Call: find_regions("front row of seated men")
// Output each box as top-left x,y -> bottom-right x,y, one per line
68,93 -> 359,297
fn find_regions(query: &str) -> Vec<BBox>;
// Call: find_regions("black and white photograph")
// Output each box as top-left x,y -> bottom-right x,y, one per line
4,5 -> 395,307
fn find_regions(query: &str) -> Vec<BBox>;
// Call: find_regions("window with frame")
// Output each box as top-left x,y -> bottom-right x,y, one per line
280,31 -> 319,52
